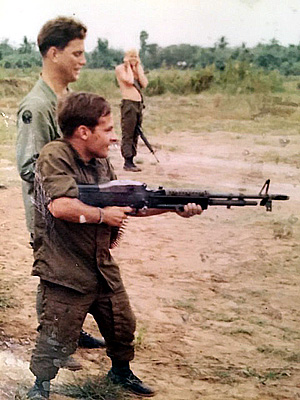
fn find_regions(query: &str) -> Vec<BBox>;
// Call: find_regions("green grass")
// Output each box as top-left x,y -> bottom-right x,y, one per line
0,294 -> 13,309
257,345 -> 300,363
173,297 -> 198,312
135,325 -> 148,348
53,375 -> 131,400
241,367 -> 291,383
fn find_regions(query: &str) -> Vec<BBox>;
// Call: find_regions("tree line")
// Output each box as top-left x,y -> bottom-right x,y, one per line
1,31 -> 300,76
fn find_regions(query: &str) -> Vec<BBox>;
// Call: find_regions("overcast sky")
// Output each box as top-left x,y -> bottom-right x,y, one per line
1,0 -> 299,51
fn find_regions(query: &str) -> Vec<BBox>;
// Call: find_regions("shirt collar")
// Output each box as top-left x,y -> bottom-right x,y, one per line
62,139 -> 97,166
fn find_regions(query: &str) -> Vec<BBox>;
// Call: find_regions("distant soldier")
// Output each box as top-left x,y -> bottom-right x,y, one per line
16,16 -> 105,372
115,49 -> 148,172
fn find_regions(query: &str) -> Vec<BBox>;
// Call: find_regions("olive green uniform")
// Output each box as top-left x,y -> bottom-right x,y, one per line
30,139 -> 136,381
120,99 -> 143,159
16,78 -> 61,234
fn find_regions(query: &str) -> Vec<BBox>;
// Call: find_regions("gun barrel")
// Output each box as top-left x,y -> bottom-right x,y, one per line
209,199 -> 258,207
136,125 -> 159,162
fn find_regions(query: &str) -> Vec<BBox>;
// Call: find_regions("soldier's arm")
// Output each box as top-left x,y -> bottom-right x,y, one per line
16,104 -> 57,183
37,147 -> 132,227
115,63 -> 134,86
135,61 -> 148,88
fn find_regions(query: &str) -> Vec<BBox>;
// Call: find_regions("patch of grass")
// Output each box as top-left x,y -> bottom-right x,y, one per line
248,316 -> 268,327
229,328 -> 253,336
135,325 -> 147,349
257,345 -> 300,363
173,297 -> 197,313
258,150 -> 300,168
241,367 -> 291,383
273,220 -> 294,239
70,69 -> 120,99
0,294 -> 13,309
53,375 -> 131,400
286,352 -> 300,363
214,369 -> 237,384
210,313 -> 238,323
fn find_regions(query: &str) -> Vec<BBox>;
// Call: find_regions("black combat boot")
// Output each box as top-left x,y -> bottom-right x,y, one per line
27,378 -> 50,399
107,364 -> 156,397
123,157 -> 142,172
78,329 -> 106,348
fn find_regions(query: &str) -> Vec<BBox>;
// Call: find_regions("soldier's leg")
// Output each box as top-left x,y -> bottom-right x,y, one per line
91,287 -> 136,362
132,103 -> 144,156
121,101 -> 141,171
36,278 -> 104,357
29,281 -> 95,393
90,287 -> 155,397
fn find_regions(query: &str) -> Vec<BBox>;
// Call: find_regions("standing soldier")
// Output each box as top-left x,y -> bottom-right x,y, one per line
115,49 -> 148,172
16,16 -> 105,372
27,91 -> 202,399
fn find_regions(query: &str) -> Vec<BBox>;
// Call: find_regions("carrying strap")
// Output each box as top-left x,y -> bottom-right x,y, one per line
133,79 -> 144,105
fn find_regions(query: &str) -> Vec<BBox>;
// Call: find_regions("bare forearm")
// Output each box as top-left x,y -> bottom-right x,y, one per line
48,197 -> 133,226
136,64 -> 148,88
48,197 -> 100,223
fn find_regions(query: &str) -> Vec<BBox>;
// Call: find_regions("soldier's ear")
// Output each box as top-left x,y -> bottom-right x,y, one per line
47,46 -> 60,62
76,125 -> 91,140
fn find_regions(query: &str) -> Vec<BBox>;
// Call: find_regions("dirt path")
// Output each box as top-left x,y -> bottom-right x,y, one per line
0,130 -> 299,400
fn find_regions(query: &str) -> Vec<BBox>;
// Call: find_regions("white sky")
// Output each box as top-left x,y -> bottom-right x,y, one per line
1,0 -> 299,51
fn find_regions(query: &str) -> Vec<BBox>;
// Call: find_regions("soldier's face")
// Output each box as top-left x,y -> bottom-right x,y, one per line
86,113 -> 117,159
55,39 -> 86,83
129,55 -> 139,66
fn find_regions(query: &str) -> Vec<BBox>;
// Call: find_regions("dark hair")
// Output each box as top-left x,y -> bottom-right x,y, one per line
37,16 -> 87,57
57,92 -> 111,138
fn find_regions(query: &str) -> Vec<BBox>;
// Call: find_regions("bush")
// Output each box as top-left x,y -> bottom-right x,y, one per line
70,69 -> 120,98
145,68 -> 214,96
190,67 -> 214,93
144,74 -> 166,96
213,61 -> 283,94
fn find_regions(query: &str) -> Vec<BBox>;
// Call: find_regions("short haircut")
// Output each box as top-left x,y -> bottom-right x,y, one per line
57,92 -> 111,138
37,16 -> 87,57
124,48 -> 139,58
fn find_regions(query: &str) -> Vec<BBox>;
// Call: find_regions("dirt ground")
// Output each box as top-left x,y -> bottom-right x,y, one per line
0,128 -> 299,400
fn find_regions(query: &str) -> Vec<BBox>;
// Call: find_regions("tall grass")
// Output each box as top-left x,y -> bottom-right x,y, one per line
145,63 -> 284,96
70,69 -> 120,99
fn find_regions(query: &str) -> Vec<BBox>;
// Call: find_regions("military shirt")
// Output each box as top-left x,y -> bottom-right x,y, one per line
33,139 -> 121,294
16,78 -> 61,233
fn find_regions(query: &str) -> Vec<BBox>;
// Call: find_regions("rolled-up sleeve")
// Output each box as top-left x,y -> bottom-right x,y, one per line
36,144 -> 79,201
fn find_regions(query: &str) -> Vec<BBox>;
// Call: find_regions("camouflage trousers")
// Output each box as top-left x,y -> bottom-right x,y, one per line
30,279 -> 136,381
120,99 -> 144,159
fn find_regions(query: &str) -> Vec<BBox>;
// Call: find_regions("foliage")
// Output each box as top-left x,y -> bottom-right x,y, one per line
145,68 -> 214,96
0,37 -> 41,68
87,38 -> 124,69
2,33 -> 300,75
70,69 -> 120,98
136,32 -> 300,76
213,61 -> 284,94
144,63 -> 282,96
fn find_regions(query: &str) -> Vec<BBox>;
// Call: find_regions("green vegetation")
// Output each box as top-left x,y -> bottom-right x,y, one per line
173,297 -> 198,313
53,376 -> 130,400
241,367 -> 291,383
0,294 -> 12,310
1,33 -> 300,76
257,345 -> 300,363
